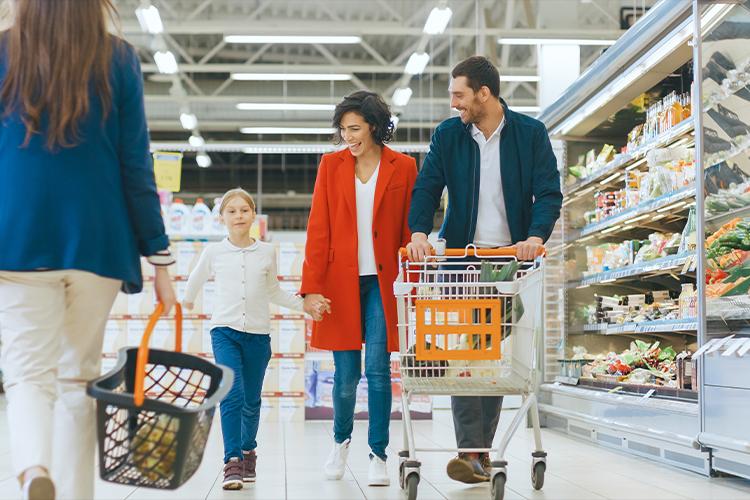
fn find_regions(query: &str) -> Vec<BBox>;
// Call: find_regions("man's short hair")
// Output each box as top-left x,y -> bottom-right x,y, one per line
451,56 -> 500,98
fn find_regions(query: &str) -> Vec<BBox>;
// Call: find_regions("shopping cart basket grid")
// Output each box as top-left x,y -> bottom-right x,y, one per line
394,245 -> 547,500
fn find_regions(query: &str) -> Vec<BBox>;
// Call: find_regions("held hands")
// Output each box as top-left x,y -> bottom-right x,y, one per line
406,232 -> 433,261
154,267 -> 177,315
303,293 -> 332,321
516,237 -> 544,261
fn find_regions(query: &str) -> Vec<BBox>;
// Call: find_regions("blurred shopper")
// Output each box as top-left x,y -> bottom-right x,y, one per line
406,55 -> 562,483
301,91 -> 417,486
0,1 -> 177,499
183,188 -> 321,490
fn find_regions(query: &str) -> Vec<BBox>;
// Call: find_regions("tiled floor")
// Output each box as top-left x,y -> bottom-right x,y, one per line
0,401 -> 749,499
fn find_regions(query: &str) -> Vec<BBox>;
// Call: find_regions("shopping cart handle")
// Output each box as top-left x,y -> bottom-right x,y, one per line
399,245 -> 545,260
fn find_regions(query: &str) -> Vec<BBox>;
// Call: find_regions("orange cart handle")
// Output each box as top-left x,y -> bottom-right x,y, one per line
134,302 -> 183,407
399,245 -> 545,260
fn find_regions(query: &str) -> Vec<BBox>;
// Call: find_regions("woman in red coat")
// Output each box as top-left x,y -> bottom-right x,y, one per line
301,91 -> 416,486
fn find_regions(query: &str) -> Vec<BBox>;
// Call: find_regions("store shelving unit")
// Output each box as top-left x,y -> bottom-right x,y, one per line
535,0 -> 715,474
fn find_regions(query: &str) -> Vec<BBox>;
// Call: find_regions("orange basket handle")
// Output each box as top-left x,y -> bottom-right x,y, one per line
399,245 -> 545,260
134,302 -> 183,407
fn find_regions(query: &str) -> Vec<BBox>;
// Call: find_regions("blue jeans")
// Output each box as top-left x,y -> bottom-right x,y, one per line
332,275 -> 392,460
210,327 -> 272,463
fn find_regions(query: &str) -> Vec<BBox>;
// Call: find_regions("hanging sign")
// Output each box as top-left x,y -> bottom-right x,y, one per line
153,151 -> 183,192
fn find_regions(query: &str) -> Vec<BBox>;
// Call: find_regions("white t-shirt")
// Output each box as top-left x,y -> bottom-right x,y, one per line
472,119 -> 512,248
355,163 -> 379,275
183,238 -> 304,334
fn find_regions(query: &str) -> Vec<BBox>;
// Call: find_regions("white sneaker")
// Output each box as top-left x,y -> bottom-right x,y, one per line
324,439 -> 350,480
368,455 -> 390,486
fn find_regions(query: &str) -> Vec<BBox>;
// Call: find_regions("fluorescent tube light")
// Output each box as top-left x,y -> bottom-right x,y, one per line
599,172 -> 621,185
498,38 -> 616,46
180,113 -> 198,130
135,5 -> 163,34
601,225 -> 622,234
236,103 -> 335,111
225,35 -> 361,44
231,73 -> 352,81
392,87 -> 413,107
423,6 -> 452,35
510,106 -> 541,113
196,153 -> 212,168
154,51 -> 178,74
405,52 -> 430,75
500,75 -> 541,82
189,135 -> 205,147
625,214 -> 649,224
239,127 -> 335,135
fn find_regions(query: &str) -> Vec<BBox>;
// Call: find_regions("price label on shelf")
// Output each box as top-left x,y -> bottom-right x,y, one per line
153,151 -> 183,192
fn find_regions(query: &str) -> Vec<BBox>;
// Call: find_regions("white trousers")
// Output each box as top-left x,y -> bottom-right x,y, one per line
0,270 -> 120,500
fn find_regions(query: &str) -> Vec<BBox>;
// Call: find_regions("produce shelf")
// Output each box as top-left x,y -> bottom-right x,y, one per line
570,253 -> 694,287
564,119 -> 694,196
572,318 -> 698,335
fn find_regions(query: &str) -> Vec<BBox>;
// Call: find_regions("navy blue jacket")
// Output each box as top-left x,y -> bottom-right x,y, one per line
408,100 -> 562,246
0,39 -> 168,293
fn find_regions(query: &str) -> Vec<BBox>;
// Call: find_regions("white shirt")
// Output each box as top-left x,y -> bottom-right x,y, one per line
355,163 -> 379,276
471,119 -> 512,248
183,238 -> 304,334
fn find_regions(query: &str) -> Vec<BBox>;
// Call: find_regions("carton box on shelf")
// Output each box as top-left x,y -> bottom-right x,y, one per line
110,292 -> 129,315
260,397 -> 279,422
279,396 -> 305,422
276,320 -> 306,353
263,359 -> 279,393
103,320 -> 128,354
127,282 -> 156,315
277,242 -> 305,277
278,357 -> 305,392
173,241 -> 206,276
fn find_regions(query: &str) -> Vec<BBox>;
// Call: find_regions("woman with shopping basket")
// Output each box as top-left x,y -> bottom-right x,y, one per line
0,1 -> 177,499
301,91 -> 417,486
183,188 -> 324,490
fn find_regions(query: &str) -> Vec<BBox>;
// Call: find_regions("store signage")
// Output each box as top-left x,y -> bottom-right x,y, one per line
153,151 -> 183,192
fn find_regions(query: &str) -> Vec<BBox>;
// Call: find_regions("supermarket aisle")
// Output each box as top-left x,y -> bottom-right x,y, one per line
0,399 -> 748,499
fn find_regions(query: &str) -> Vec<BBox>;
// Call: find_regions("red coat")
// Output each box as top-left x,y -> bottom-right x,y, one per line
301,145 -> 417,352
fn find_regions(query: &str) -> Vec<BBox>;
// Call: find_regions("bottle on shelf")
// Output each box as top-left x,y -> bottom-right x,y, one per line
211,197 -> 224,235
191,197 -> 212,235
679,283 -> 695,319
167,198 -> 190,236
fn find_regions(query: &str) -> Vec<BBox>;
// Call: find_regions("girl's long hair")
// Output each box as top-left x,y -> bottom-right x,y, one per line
0,0 -> 120,149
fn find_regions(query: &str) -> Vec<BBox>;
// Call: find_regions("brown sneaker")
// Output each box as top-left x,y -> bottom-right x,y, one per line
446,453 -> 490,484
242,450 -> 257,482
222,458 -> 243,490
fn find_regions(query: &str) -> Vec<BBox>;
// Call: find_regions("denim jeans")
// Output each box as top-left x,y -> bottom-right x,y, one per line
332,275 -> 391,460
210,327 -> 272,463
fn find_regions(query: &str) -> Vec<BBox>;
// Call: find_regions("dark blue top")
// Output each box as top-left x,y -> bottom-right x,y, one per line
408,100 -> 563,247
0,38 -> 168,293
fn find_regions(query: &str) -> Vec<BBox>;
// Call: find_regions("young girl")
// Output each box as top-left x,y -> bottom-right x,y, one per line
183,188 -> 327,490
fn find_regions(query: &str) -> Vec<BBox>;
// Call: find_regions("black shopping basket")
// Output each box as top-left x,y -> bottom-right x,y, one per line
87,303 -> 233,489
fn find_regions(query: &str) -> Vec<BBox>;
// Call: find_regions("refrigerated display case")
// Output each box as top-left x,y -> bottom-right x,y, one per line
536,0 -> 716,474
694,0 -> 750,480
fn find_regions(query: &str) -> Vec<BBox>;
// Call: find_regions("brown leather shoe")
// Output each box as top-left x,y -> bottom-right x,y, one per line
446,453 -> 490,484
222,458 -> 243,490
242,450 -> 257,483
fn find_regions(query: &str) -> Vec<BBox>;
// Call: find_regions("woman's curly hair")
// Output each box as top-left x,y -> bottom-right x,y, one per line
332,91 -> 394,146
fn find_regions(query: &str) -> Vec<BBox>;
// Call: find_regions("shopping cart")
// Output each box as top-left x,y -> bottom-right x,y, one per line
87,303 -> 233,489
394,244 -> 547,500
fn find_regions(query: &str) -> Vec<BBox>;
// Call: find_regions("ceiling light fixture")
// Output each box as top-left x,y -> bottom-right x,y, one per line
423,6 -> 453,35
135,4 -> 163,34
189,135 -> 205,147
196,153 -> 212,168
392,87 -> 413,107
405,52 -> 430,75
236,103 -> 335,111
225,35 -> 361,44
180,112 -> 198,130
154,50 -> 178,74
239,127 -> 335,135
231,73 -> 352,81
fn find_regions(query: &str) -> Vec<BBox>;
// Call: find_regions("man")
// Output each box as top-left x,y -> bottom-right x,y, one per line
406,55 -> 562,484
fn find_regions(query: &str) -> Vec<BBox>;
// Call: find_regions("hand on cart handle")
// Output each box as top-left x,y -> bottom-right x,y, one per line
154,267 -> 177,315
516,237 -> 545,261
406,232 -> 434,262
303,293 -> 331,321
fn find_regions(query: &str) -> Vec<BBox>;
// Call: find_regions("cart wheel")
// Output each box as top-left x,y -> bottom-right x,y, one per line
406,473 -> 419,500
491,473 -> 506,500
532,462 -> 545,490
399,461 -> 405,490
